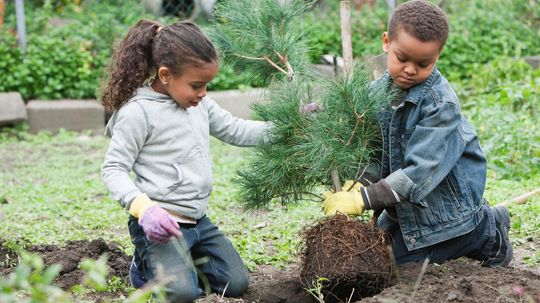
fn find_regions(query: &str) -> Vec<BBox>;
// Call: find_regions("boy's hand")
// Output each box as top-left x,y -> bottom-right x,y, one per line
129,193 -> 182,244
341,180 -> 362,191
323,181 -> 366,215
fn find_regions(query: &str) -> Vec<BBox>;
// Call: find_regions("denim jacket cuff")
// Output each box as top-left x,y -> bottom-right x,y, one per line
385,169 -> 415,201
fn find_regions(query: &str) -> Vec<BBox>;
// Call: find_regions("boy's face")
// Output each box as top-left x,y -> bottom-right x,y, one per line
382,29 -> 442,89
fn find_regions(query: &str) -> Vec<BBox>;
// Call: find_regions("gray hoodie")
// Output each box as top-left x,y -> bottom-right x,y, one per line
101,85 -> 273,219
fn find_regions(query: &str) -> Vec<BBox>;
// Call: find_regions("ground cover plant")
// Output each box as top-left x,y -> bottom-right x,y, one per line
0,0 -> 539,302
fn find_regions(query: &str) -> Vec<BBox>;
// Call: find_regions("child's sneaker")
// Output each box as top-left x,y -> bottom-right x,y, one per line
129,258 -> 147,288
482,206 -> 513,267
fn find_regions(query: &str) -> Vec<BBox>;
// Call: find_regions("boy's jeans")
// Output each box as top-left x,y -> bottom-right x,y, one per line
386,205 -> 495,265
128,215 -> 249,303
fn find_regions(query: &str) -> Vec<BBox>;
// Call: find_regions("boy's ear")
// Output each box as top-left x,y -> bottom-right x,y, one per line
157,67 -> 171,84
382,32 -> 390,52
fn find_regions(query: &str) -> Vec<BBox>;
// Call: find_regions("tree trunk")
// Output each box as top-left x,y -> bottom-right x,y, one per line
0,0 -> 5,28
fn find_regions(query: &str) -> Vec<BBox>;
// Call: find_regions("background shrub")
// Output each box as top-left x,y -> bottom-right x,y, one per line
1,0 -> 538,99
459,57 -> 539,180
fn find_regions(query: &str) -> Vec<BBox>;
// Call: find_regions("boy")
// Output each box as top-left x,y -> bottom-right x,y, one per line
323,0 -> 512,267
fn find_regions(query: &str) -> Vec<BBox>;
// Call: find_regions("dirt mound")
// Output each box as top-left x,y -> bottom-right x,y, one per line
361,259 -> 540,303
200,258 -> 540,303
2,238 -> 539,303
299,214 -> 393,302
0,238 -> 131,289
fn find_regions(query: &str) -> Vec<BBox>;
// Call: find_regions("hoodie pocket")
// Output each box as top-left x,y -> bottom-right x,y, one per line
163,145 -> 213,200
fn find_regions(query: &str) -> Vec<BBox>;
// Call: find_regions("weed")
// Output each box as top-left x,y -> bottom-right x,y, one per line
523,251 -> 540,268
305,276 -> 329,303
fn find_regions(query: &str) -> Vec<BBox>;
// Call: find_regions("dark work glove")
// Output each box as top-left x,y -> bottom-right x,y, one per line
360,179 -> 403,210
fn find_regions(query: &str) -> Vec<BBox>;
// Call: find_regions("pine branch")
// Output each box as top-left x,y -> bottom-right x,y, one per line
211,0 -> 394,209
210,0 -> 313,84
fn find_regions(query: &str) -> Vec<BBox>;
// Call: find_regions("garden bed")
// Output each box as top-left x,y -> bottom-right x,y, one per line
1,238 -> 539,302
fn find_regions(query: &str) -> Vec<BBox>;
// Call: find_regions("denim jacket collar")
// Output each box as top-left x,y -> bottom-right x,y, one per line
379,67 -> 440,106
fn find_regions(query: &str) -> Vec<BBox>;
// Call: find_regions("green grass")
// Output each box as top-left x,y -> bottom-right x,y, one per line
0,130 -> 127,248
0,128 -> 538,271
0,130 -> 322,269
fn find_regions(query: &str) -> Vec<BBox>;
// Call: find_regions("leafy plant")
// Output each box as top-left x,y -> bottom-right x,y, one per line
439,0 -> 540,81
0,252 -> 70,303
80,255 -> 109,291
459,57 -> 539,180
305,276 -> 329,303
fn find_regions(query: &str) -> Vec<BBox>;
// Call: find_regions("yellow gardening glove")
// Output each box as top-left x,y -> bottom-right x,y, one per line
128,193 -> 157,219
323,180 -> 365,216
341,180 -> 362,191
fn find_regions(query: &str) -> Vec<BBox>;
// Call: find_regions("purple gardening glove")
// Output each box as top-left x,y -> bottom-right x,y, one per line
300,102 -> 319,115
139,205 -> 182,244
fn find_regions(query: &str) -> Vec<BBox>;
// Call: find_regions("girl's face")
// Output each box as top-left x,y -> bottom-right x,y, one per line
382,30 -> 441,89
158,62 -> 218,109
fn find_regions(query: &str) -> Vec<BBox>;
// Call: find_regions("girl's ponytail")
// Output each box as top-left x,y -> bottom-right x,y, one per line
101,20 -> 161,112
101,20 -> 217,112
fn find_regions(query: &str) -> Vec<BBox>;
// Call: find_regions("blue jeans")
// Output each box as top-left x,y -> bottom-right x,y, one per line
128,215 -> 249,303
384,205 -> 495,265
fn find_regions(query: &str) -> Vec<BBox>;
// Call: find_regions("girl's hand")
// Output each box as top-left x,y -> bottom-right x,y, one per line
129,193 -> 182,244
139,205 -> 182,243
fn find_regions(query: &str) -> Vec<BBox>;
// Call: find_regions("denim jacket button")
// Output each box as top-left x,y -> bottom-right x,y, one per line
410,238 -> 416,244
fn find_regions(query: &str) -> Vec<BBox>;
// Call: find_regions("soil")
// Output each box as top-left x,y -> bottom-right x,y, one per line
1,238 -> 539,303
299,215 -> 393,302
0,238 -> 131,301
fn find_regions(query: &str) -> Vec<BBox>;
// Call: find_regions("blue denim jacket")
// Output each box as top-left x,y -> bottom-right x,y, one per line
373,68 -> 487,250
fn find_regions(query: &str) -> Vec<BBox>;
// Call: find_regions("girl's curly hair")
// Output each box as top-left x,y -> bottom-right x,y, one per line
100,20 -> 217,112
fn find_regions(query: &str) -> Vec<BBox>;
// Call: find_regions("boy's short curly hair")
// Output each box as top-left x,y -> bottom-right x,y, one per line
388,0 -> 449,48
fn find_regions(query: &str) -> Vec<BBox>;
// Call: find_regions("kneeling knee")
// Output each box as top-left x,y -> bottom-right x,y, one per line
167,283 -> 201,303
223,271 -> 249,297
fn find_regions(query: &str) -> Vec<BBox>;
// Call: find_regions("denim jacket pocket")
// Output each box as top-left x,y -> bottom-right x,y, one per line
426,173 -> 466,223
399,128 -> 415,151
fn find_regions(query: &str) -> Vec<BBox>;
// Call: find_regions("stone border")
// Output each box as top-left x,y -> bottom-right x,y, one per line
2,56 -> 538,134
1,90 -> 271,134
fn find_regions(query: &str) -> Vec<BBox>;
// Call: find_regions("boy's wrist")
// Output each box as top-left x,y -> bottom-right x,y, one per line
361,180 -> 402,210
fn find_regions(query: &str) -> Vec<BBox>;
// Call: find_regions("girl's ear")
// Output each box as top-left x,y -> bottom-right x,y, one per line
382,32 -> 390,53
157,67 -> 171,85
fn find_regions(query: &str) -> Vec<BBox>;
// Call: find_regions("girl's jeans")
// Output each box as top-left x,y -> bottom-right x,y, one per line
128,215 -> 249,303
386,205 -> 495,265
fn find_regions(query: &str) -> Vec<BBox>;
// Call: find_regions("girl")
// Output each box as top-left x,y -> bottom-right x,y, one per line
101,20 -> 273,302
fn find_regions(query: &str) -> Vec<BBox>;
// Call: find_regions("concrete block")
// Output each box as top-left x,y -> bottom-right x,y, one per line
0,92 -> 27,126
207,88 -> 268,119
311,54 -> 387,80
311,64 -> 338,79
524,56 -> 540,69
27,100 -> 104,134
362,53 -> 388,79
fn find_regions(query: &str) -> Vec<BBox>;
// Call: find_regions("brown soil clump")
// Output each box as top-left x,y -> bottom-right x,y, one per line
299,214 -> 393,302
0,238 -> 131,289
